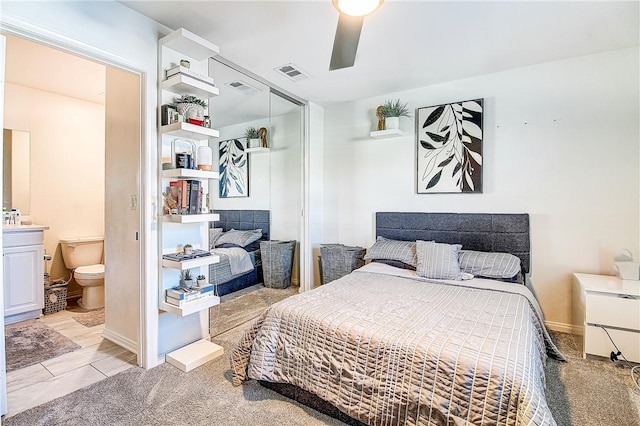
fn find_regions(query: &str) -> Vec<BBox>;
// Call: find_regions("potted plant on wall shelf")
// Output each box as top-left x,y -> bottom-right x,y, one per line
379,99 -> 411,130
183,243 -> 193,256
244,127 -> 260,149
175,94 -> 207,122
181,269 -> 194,289
196,275 -> 207,287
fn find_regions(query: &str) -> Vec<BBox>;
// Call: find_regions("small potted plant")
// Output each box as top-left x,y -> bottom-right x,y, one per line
183,243 -> 193,256
175,94 -> 207,121
379,99 -> 411,130
196,274 -> 207,287
181,269 -> 194,289
244,126 -> 260,149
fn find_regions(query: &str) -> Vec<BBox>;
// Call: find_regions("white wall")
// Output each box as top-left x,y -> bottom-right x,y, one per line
4,83 -> 105,297
321,48 -> 640,328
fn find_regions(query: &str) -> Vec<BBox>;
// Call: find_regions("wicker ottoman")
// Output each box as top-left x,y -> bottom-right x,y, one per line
320,244 -> 366,284
260,240 -> 296,289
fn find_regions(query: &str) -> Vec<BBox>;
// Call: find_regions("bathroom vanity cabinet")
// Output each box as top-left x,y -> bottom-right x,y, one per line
2,225 -> 49,324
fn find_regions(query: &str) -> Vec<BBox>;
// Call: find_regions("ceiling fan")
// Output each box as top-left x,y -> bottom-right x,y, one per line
329,0 -> 384,71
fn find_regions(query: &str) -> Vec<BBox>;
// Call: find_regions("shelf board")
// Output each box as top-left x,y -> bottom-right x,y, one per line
160,28 -> 220,61
161,74 -> 219,98
163,214 -> 220,224
161,122 -> 219,140
162,168 -> 219,180
245,147 -> 270,153
162,254 -> 220,270
166,338 -> 224,371
160,295 -> 221,317
370,129 -> 406,139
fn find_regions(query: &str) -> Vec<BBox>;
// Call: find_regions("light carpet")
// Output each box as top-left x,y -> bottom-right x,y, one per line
72,308 -> 105,328
4,290 -> 640,425
4,319 -> 81,372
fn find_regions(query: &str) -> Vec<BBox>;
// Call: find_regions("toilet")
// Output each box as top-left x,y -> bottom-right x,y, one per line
59,236 -> 105,310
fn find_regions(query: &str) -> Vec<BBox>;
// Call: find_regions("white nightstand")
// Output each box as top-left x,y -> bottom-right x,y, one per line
573,273 -> 640,363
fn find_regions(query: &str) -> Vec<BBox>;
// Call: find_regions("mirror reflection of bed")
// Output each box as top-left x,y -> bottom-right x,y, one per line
230,212 -> 566,425
208,210 -> 269,296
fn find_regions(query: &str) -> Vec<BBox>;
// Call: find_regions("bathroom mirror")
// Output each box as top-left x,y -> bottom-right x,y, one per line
3,128 -> 31,215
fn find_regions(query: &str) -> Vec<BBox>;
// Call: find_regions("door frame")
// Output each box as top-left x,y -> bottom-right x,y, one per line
0,19 -> 150,373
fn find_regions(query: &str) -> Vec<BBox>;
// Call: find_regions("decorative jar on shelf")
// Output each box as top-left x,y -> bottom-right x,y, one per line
385,116 -> 400,130
197,146 -> 213,171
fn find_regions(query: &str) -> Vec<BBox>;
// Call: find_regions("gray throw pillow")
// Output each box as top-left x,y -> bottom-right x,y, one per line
416,240 -> 462,280
459,250 -> 521,280
364,236 -> 417,267
215,229 -> 262,248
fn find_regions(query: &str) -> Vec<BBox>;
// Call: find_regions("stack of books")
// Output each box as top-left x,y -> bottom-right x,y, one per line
165,66 -> 215,86
166,180 -> 202,215
165,283 -> 214,307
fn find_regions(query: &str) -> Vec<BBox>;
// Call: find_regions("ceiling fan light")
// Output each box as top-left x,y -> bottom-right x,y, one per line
333,0 -> 383,17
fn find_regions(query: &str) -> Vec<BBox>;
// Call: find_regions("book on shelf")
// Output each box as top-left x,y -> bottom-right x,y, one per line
166,291 -> 214,307
166,179 -> 204,216
166,283 -> 214,301
162,250 -> 212,262
165,66 -> 215,86
188,180 -> 200,215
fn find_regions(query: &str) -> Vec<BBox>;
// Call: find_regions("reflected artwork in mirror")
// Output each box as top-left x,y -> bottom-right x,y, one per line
218,138 -> 249,198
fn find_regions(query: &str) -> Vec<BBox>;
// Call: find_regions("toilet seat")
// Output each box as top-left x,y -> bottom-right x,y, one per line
75,264 -> 104,278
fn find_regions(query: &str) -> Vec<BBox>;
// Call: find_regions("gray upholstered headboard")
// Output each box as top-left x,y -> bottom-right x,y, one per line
212,210 -> 270,240
376,212 -> 530,274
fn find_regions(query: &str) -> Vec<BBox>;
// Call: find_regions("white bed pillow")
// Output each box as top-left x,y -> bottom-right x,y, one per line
363,236 -> 417,267
416,240 -> 462,280
214,229 -> 262,248
458,250 -> 521,280
209,228 -> 224,250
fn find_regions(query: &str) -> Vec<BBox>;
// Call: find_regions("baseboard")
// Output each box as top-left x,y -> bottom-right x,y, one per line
545,320 -> 580,335
102,328 -> 138,355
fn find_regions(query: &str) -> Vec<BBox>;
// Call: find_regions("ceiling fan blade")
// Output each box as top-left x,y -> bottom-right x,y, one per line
329,14 -> 364,71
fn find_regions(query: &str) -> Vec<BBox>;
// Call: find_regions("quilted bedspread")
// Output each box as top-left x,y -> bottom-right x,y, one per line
230,263 -> 564,426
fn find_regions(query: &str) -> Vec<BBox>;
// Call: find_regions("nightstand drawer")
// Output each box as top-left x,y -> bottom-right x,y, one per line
585,325 -> 640,363
586,292 -> 640,330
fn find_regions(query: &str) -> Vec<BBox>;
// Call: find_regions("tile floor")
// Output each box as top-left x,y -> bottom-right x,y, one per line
5,308 -> 137,417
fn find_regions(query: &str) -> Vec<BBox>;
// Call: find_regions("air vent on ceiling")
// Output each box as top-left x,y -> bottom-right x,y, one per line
275,63 -> 309,82
225,80 -> 261,95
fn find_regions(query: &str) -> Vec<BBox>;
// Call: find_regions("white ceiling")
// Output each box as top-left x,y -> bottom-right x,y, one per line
122,0 -> 639,106
4,34 -> 106,105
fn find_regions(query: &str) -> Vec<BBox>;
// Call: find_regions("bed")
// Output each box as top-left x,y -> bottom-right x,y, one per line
230,212 -> 564,425
209,209 -> 269,296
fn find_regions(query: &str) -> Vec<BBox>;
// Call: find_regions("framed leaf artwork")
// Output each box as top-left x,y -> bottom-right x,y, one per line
219,139 -> 249,198
416,98 -> 483,193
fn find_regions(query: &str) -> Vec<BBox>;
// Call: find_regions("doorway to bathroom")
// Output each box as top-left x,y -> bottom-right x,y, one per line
0,32 -> 143,416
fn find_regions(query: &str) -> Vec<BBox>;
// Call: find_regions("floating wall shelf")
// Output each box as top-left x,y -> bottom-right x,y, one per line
370,129 -> 406,139
245,147 -> 270,154
161,74 -> 219,98
162,169 -> 219,180
163,213 -> 220,224
160,28 -> 220,60
161,122 -> 220,140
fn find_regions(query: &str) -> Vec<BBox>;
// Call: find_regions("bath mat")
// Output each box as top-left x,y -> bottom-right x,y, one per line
72,308 -> 105,328
4,320 -> 80,372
